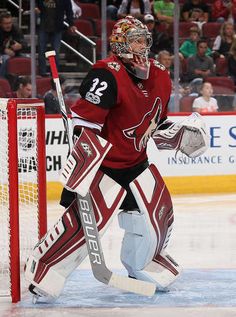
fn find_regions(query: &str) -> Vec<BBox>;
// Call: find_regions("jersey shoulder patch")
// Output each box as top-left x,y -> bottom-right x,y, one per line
153,60 -> 166,71
107,61 -> 121,72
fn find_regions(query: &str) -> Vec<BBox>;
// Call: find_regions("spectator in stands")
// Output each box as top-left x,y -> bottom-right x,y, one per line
0,11 -> 27,78
157,50 -> 190,112
71,0 -> 82,18
157,50 -> 175,111
212,22 -> 236,60
192,82 -> 219,113
36,0 -> 77,77
156,50 -> 173,77
143,14 -> 157,57
211,0 -> 236,24
12,76 -> 32,98
44,76 -> 66,114
186,39 -> 215,82
153,0 -> 174,30
117,0 -> 151,20
143,14 -> 173,55
179,25 -> 211,60
181,0 -> 209,29
228,38 -> 236,84
107,0 -> 122,20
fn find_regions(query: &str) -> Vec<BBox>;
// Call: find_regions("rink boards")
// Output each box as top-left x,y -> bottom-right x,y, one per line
43,113 -> 236,199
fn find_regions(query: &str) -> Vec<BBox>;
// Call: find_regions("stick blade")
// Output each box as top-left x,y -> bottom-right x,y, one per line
108,273 -> 156,297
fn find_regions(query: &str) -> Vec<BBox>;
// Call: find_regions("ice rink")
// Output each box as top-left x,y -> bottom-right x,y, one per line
1,193 -> 236,317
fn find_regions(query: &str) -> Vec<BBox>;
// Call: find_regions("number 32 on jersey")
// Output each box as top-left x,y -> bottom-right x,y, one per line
85,78 -> 108,104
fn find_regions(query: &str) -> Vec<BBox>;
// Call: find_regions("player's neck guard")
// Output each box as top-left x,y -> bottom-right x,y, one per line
122,55 -> 150,80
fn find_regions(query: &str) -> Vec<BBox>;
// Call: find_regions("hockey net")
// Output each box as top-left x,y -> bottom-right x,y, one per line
0,98 -> 47,302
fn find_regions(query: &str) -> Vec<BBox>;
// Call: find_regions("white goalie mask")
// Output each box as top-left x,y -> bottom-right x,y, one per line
110,15 -> 153,80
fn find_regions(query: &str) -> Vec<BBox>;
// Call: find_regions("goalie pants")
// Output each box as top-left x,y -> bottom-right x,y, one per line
60,159 -> 149,211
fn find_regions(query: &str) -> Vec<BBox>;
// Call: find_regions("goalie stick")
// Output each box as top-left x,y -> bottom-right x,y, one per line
45,51 -> 156,297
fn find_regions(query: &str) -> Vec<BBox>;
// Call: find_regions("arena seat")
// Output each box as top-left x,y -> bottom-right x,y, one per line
202,22 -> 221,40
95,37 -> 102,59
36,77 -> 52,97
0,78 -> 13,97
78,3 -> 100,19
74,19 -> 95,37
215,58 -> 228,76
205,76 -> 235,95
156,22 -> 169,33
179,22 -> 196,38
6,57 -> 33,76
179,95 -> 197,112
94,19 -> 116,38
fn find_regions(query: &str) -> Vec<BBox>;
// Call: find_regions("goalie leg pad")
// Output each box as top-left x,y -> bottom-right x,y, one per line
143,250 -> 182,289
119,164 -> 181,289
25,171 -> 126,298
24,199 -> 88,298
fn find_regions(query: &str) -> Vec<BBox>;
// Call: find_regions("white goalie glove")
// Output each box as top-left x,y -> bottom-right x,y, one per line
152,112 -> 210,158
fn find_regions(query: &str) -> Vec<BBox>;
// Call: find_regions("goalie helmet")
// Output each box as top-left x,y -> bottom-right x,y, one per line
109,15 -> 153,80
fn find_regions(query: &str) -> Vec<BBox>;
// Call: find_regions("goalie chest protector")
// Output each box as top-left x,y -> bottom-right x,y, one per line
72,55 -> 171,169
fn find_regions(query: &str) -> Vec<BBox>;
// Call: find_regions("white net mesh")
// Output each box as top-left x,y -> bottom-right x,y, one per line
0,99 -> 43,299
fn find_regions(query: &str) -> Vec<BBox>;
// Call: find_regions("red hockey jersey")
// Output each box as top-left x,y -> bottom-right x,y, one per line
71,55 -> 171,169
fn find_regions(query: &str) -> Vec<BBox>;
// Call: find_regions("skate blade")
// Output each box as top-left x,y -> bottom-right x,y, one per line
31,293 -> 56,304
30,285 -> 56,304
32,294 -> 40,304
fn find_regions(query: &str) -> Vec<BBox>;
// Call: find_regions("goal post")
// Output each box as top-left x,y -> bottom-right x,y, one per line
0,98 -> 47,302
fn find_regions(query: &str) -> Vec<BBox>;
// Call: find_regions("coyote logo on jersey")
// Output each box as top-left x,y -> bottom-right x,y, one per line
123,97 -> 162,151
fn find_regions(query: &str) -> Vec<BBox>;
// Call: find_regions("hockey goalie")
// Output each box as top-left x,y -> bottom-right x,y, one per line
25,15 -> 209,299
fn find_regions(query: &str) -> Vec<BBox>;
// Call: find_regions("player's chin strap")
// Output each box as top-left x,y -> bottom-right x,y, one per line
152,112 -> 210,158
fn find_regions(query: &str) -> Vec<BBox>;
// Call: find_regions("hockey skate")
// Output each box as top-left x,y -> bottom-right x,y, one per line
29,284 -> 56,304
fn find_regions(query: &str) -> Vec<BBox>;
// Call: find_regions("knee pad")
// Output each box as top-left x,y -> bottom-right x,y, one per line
118,210 -> 157,274
118,211 -> 181,290
119,164 -> 182,289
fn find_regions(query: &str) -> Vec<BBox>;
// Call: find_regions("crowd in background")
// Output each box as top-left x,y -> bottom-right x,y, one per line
0,0 -> 236,112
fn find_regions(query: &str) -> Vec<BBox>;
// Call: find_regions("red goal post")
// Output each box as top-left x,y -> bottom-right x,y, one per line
0,98 -> 47,302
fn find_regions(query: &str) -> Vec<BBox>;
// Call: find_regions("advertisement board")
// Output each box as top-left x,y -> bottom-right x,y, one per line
45,114 -> 236,182
148,115 -> 236,176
